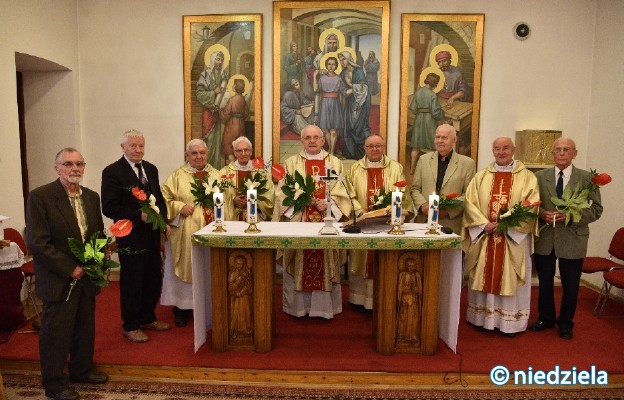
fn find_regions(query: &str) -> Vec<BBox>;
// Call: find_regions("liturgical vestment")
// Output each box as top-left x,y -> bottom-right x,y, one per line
462,160 -> 539,333
219,162 -> 275,222
161,163 -> 219,309
273,150 -> 352,318
345,155 -> 409,309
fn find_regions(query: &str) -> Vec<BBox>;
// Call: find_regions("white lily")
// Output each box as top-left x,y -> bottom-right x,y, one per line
293,182 -> 303,200
148,194 -> 160,213
499,209 -> 513,219
245,179 -> 259,189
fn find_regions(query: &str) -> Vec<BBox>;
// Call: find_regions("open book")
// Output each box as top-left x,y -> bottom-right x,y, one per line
342,207 -> 390,227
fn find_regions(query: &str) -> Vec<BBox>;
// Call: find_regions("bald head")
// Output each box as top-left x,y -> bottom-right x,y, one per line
434,124 -> 457,157
492,137 -> 515,166
552,137 -> 577,170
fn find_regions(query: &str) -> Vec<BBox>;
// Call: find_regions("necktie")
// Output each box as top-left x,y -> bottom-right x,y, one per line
135,163 -> 148,186
556,170 -> 564,198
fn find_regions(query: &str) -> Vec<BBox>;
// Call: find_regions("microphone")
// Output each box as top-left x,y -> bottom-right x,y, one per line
327,169 -> 361,234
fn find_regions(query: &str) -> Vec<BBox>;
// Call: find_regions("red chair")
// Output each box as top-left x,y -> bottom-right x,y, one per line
582,227 -> 624,315
583,227 -> 624,274
3,228 -> 40,318
594,267 -> 624,317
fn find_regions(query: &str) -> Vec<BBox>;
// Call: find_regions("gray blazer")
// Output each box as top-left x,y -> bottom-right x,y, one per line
410,151 -> 476,234
26,179 -> 105,302
534,166 -> 603,259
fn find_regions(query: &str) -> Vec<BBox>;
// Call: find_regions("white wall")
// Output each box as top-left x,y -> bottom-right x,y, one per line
0,0 -> 80,230
585,0 -> 624,294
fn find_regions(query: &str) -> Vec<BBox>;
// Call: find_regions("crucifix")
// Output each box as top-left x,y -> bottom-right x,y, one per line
318,165 -> 340,235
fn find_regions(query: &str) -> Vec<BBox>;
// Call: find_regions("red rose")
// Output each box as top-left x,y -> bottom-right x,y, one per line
252,157 -> 265,170
131,187 -> 147,201
271,164 -> 286,181
592,173 -> 612,186
110,219 -> 133,237
393,180 -> 408,188
444,192 -> 459,199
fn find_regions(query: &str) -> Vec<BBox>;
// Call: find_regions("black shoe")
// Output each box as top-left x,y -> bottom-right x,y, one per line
530,321 -> 554,332
69,371 -> 108,384
174,313 -> 188,327
503,332 -> 516,338
45,388 -> 80,400
559,328 -> 573,340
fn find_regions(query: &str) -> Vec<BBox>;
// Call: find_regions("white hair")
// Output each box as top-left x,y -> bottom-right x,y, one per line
121,129 -> 144,145
186,138 -> 208,153
232,136 -> 252,149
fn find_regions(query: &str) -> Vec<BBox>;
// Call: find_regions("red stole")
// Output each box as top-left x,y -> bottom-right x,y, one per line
365,168 -> 384,279
483,172 -> 513,295
302,159 -> 326,291
236,170 -> 251,221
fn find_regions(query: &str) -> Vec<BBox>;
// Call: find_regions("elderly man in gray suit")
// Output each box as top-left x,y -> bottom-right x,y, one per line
410,123 -> 476,234
26,148 -> 108,400
531,137 -> 603,340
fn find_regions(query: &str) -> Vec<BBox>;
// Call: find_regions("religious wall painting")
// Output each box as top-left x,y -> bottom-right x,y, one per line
272,1 -> 390,164
183,14 -> 262,170
398,14 -> 484,176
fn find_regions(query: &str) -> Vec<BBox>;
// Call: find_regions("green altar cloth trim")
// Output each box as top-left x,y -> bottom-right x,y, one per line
192,234 -> 461,250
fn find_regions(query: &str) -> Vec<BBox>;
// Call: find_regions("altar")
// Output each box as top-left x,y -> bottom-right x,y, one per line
191,221 -> 462,355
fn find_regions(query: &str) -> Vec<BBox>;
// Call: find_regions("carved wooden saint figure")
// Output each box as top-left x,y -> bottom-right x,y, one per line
396,256 -> 423,344
228,252 -> 253,341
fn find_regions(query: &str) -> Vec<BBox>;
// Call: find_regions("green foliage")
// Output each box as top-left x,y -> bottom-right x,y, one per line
371,187 -> 392,211
551,182 -> 592,225
281,171 -> 317,213
237,170 -> 270,202
496,202 -> 538,235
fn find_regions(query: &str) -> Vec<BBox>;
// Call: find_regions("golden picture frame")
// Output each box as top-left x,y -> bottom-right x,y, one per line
183,14 -> 262,170
272,1 -> 391,164
398,13 -> 484,175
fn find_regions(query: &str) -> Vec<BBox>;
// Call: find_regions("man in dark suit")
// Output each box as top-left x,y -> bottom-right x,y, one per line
101,129 -> 170,343
531,137 -> 603,339
26,148 -> 108,400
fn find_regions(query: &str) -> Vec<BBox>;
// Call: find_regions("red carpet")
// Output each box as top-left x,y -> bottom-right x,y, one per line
2,283 -> 624,375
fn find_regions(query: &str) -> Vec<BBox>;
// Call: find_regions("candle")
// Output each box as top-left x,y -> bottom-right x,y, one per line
213,189 -> 223,224
428,193 -> 440,228
391,189 -> 403,225
247,188 -> 257,223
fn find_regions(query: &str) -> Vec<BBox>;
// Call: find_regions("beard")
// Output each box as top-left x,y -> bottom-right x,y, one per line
67,176 -> 83,184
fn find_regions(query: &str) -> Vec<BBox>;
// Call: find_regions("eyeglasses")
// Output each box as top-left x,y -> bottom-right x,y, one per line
553,147 -> 576,154
302,136 -> 323,142
234,148 -> 252,153
58,162 -> 86,168
365,145 -> 384,149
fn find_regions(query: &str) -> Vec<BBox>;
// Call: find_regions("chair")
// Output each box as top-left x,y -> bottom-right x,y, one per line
582,227 -> 624,274
3,228 -> 40,319
594,267 -> 624,317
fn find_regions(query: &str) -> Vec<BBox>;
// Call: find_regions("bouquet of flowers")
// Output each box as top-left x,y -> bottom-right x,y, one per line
281,170 -> 317,213
439,192 -> 462,209
551,170 -> 611,226
130,187 -> 167,232
190,172 -> 234,208
236,157 -> 271,202
66,219 -> 134,301
496,200 -> 541,235
370,180 -> 408,211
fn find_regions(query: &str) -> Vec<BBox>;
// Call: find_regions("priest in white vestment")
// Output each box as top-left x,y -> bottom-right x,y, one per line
345,134 -> 410,309
219,136 -> 274,222
462,137 -> 539,336
161,139 -> 219,327
273,125 -> 352,318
